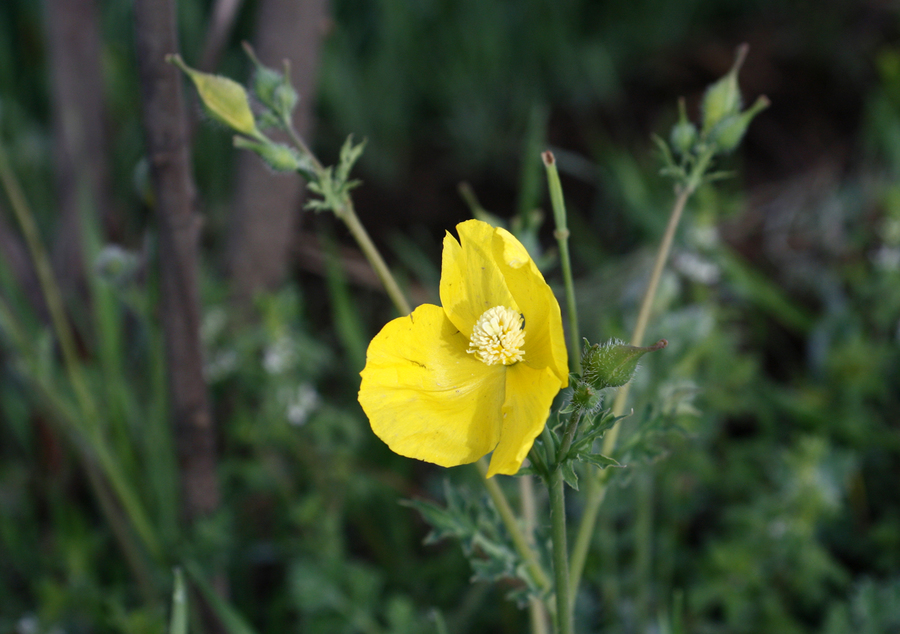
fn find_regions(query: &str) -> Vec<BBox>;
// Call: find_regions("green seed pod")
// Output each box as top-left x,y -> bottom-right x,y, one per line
581,338 -> 668,390
709,95 -> 770,154
670,97 -> 698,156
701,44 -> 748,134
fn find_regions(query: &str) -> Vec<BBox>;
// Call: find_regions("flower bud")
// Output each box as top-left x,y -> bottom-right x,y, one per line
670,97 -> 698,156
701,44 -> 748,134
708,95 -> 770,154
243,42 -> 282,108
581,338 -> 668,390
251,65 -> 283,109
167,55 -> 261,139
243,43 -> 299,120
273,82 -> 299,118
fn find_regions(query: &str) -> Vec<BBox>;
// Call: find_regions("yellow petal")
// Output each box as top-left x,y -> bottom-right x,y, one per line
359,304 -> 506,467
486,363 -> 563,477
440,220 -> 518,338
492,227 -> 569,385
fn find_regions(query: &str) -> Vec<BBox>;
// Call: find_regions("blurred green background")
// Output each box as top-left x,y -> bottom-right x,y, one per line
0,0 -> 898,632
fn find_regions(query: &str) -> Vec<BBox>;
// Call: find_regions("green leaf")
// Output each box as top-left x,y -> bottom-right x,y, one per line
168,568 -> 188,634
560,460 -> 579,490
185,562 -> 259,634
577,452 -> 621,470
337,135 -> 366,184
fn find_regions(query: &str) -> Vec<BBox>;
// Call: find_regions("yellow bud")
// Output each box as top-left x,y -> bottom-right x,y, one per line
167,55 -> 261,139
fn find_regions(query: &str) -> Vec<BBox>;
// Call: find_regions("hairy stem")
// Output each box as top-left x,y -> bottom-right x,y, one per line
521,475 -> 550,634
549,469 -> 573,634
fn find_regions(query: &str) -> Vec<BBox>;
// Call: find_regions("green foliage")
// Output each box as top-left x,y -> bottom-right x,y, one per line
1,1 -> 898,633
305,136 -> 366,215
403,481 -> 547,607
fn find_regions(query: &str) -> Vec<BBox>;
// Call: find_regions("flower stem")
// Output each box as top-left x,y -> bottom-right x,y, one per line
285,122 -> 411,316
476,460 -> 552,597
542,151 -> 581,375
549,469 -> 573,634
337,199 -> 412,316
521,475 -> 551,634
568,177 -> 698,601
556,409 -> 584,466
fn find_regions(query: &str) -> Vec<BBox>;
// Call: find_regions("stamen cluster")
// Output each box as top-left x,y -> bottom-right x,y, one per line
467,306 -> 526,366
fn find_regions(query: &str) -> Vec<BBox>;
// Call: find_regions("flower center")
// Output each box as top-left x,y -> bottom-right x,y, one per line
467,306 -> 525,366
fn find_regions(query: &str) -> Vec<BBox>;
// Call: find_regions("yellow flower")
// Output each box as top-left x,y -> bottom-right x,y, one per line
358,219 -> 569,477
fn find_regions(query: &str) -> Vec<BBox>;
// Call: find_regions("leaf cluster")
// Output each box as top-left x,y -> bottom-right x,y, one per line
402,481 -> 547,607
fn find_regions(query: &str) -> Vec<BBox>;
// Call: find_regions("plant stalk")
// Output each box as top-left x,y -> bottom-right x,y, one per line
285,122 -> 411,317
521,475 -> 550,634
549,469 -> 573,634
568,179 -> 697,600
476,459 -> 552,596
338,200 -> 412,316
542,151 -> 580,374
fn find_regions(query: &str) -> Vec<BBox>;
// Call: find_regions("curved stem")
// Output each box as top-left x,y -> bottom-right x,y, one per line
338,200 -> 411,316
476,460 -> 552,596
285,122 -> 411,316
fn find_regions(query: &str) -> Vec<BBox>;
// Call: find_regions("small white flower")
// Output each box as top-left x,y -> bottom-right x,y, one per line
204,349 -> 237,383
673,251 -> 720,285
285,383 -> 319,426
872,245 -> 900,271
263,336 -> 296,374
16,615 -> 39,634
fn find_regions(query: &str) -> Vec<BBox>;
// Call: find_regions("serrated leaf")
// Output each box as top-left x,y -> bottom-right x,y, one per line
560,460 -> 579,490
337,135 -> 366,182
400,497 -> 471,545
578,452 -> 622,469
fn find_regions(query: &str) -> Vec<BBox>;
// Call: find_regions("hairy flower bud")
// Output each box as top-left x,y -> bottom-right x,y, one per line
167,55 -> 260,139
243,43 -> 299,120
251,65 -> 282,109
273,82 -> 299,118
670,97 -> 698,156
701,44 -> 748,134
709,95 -> 770,154
581,338 -> 668,390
